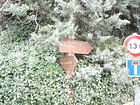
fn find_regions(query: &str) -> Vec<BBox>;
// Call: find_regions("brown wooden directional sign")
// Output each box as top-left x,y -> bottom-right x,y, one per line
59,53 -> 78,79
59,38 -> 93,54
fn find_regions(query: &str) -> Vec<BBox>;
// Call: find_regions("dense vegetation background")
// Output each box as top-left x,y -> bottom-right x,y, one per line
0,0 -> 140,104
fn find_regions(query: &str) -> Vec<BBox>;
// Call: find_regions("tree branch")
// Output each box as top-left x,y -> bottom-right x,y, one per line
0,0 -> 9,12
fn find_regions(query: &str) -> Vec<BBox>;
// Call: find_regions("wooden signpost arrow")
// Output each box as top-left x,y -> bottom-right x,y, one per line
59,53 -> 78,79
59,38 -> 93,54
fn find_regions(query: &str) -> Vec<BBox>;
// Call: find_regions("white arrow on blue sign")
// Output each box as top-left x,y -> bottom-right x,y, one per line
127,60 -> 140,77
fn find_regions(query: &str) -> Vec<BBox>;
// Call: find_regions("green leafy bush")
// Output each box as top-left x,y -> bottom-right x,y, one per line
0,42 -> 71,105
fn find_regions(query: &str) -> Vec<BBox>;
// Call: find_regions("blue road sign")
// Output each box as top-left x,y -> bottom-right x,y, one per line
127,60 -> 140,77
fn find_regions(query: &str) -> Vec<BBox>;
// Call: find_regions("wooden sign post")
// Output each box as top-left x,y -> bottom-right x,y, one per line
59,38 -> 93,104
59,53 -> 78,104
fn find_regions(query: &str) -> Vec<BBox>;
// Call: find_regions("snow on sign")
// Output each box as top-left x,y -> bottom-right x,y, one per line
127,60 -> 140,77
123,33 -> 140,57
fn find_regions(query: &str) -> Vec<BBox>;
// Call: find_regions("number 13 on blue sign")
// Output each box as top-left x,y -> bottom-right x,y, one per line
127,60 -> 140,77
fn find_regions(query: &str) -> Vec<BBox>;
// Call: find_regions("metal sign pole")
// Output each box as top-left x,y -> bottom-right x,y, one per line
134,81 -> 140,105
133,57 -> 140,105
